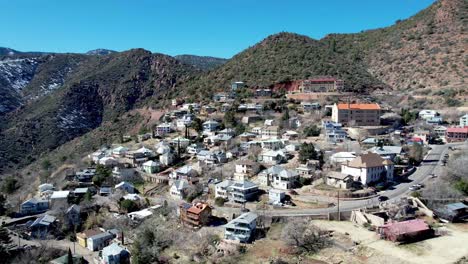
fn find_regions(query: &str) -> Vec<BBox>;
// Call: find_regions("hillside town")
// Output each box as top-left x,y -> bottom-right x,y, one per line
1,78 -> 467,264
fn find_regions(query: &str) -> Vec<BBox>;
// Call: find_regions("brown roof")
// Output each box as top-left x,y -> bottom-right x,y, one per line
187,202 -> 210,215
77,228 -> 102,239
337,103 -> 380,110
347,153 -> 392,168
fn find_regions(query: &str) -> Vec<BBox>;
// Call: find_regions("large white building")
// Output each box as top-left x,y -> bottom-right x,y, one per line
460,114 -> 468,127
341,153 -> 394,186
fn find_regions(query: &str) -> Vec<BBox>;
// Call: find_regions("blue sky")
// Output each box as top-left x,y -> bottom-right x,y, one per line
0,0 -> 435,58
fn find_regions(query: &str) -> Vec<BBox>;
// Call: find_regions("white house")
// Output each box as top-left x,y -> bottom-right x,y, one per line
99,157 -> 118,167
434,126 -> 447,138
176,114 -> 194,129
419,110 -> 439,120
215,180 -> 234,199
170,179 -> 189,199
112,146 -> 129,157
269,189 -> 285,204
258,165 -> 299,189
460,114 -> 468,127
203,120 -> 220,132
368,146 -> 402,161
341,153 -> 394,186
159,152 -> 174,166
260,150 -> 287,164
142,160 -> 160,174
330,152 -> 356,165
155,123 -> 173,136
115,181 -> 135,194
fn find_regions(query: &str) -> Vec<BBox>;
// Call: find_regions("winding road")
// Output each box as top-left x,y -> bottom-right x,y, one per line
257,142 -> 467,217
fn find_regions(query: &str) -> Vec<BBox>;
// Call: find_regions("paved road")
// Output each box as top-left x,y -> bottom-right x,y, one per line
255,142 -> 467,217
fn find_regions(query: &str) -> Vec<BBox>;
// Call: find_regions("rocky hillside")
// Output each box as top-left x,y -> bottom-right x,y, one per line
176,0 -> 466,99
0,49 -> 196,173
326,0 -> 466,91
175,55 -> 228,71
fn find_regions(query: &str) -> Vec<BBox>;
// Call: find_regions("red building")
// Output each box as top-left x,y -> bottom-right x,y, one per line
179,202 -> 212,227
377,219 -> 434,242
446,127 -> 468,143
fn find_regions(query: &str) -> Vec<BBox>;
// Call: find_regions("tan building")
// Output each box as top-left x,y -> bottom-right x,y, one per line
299,78 -> 344,93
332,103 -> 381,126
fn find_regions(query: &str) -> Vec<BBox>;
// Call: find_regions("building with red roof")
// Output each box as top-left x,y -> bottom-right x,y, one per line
179,202 -> 212,227
298,77 -> 344,93
377,219 -> 434,242
332,102 -> 381,126
446,127 -> 468,143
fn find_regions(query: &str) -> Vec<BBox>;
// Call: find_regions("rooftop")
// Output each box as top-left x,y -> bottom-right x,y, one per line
336,103 -> 380,110
346,153 -> 393,168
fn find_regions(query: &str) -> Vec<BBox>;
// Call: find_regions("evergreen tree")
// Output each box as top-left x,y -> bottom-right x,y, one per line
0,226 -> 11,258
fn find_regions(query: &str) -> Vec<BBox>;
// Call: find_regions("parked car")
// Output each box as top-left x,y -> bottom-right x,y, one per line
430,174 -> 437,178
409,185 -> 420,191
378,196 -> 389,202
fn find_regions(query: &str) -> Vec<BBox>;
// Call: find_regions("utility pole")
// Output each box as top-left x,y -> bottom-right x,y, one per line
337,190 -> 340,221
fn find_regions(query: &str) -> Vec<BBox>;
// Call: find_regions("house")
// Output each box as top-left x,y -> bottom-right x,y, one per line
231,81 -> 245,91
220,103 -> 232,112
434,202 -> 468,222
73,187 -> 90,197
326,129 -> 347,143
377,219 -> 434,242
269,189 -> 285,204
368,146 -> 403,161
50,254 -> 85,264
176,114 -> 194,129
258,165 -> 299,189
170,137 -> 191,149
255,88 -> 272,97
170,179 -> 190,199
159,152 -> 174,166
233,160 -> 260,181
75,168 -> 96,182
197,150 -> 227,165
282,130 -> 299,140
241,115 -> 262,124
203,120 -> 220,132
38,183 -> 55,194
460,114 -> 468,127
89,149 -> 109,163
295,161 -> 319,177
224,212 -> 257,243
218,128 -> 236,137
155,142 -> 171,155
297,78 -> 344,92
29,214 -> 56,239
260,150 -> 287,164
362,137 -> 379,147
260,139 -> 285,150
137,133 -> 152,142
434,126 -> 447,138
202,105 -> 217,115
326,172 -> 353,189
115,181 -> 135,194
260,126 -> 280,139
228,181 -> 259,203
99,157 -> 119,167
50,191 -> 70,201
331,103 -> 381,126
187,143 -> 204,155
20,198 -> 49,215
112,146 -> 129,157
171,165 -> 198,179
426,116 -> 443,125
341,153 -> 394,186
301,102 -> 321,111
181,103 -> 200,112
142,160 -> 160,174
87,231 -> 115,251
134,147 -> 155,157
65,205 -> 81,227
127,205 -> 161,220
100,187 -> 112,196
238,132 -> 257,142
214,180 -> 234,199
101,243 -> 130,264
179,202 -> 212,227
77,229 -> 103,248
213,92 -> 229,102
446,127 -> 468,143
112,166 -> 136,181
419,110 -> 439,120
264,119 -> 275,126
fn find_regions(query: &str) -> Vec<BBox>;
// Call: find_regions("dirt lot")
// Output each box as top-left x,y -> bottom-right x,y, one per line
314,220 -> 468,264
236,220 -> 468,264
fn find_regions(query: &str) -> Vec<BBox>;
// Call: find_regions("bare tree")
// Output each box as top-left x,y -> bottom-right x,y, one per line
281,218 -> 331,254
